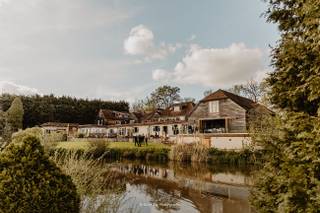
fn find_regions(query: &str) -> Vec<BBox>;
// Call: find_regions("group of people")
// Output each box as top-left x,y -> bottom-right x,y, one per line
133,135 -> 148,147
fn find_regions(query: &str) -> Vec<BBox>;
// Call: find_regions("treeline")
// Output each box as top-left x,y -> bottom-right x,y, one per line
0,94 -> 129,128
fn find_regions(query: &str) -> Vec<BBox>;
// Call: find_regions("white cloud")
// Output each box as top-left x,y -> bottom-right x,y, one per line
0,81 -> 40,95
152,43 -> 265,87
124,25 -> 178,61
152,69 -> 172,81
0,0 -> 130,33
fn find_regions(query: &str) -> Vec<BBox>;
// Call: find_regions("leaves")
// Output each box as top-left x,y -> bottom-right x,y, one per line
251,0 -> 320,211
0,136 -> 80,213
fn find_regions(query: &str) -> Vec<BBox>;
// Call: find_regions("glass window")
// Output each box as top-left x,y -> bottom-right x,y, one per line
209,101 -> 219,113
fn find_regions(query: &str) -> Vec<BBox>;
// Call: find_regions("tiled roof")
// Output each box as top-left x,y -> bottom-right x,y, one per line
200,89 -> 257,110
40,122 -> 79,127
161,102 -> 195,117
79,124 -> 108,128
99,109 -> 135,121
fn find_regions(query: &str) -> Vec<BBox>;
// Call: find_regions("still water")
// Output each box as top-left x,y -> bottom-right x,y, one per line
102,161 -> 256,213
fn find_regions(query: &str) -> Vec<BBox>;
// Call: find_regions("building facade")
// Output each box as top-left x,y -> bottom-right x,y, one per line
40,89 -> 272,149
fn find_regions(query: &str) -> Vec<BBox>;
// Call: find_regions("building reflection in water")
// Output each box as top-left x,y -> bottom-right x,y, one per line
107,161 -> 256,213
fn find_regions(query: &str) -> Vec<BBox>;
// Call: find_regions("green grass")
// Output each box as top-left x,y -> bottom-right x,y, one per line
56,141 -> 169,151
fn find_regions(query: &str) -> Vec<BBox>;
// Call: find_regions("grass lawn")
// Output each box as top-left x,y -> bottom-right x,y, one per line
56,141 -> 170,151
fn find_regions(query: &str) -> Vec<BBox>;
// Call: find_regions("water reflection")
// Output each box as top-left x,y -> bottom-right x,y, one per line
105,161 -> 256,213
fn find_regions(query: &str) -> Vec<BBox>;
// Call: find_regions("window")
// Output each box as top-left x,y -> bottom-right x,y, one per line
209,101 -> 219,113
172,125 -> 179,135
173,106 -> 180,112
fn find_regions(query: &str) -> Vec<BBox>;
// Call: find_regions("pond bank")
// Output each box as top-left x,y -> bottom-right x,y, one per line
51,141 -> 264,165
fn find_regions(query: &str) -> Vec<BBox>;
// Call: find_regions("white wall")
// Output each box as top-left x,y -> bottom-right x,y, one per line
176,135 -> 200,144
211,136 -> 251,150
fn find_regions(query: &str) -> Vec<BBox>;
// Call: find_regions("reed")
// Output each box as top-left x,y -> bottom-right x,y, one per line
50,150 -> 132,213
169,143 -> 209,163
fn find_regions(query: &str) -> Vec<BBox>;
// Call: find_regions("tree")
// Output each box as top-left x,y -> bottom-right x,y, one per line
228,80 -> 265,103
150,85 -> 181,109
0,111 -> 5,136
265,0 -> 320,116
251,0 -> 320,211
5,97 -> 24,132
0,94 -> 129,128
0,136 -> 80,213
131,99 -> 146,112
203,89 -> 213,97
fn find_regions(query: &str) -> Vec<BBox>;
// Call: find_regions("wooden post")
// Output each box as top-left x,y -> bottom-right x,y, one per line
225,118 -> 229,133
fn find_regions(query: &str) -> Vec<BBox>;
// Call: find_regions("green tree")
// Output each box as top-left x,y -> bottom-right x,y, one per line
251,0 -> 320,212
6,97 -> 24,132
150,85 -> 181,109
265,0 -> 320,116
0,94 -> 129,128
0,136 -> 80,213
0,111 -> 5,136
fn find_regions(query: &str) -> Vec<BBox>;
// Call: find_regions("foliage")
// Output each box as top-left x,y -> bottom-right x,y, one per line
265,0 -> 320,116
208,148 -> 264,165
54,141 -> 170,162
251,0 -> 320,211
251,113 -> 320,212
0,94 -> 129,128
51,148 -> 135,213
0,136 -> 80,213
150,85 -> 181,109
11,127 -> 43,144
5,97 -> 24,132
132,85 -> 182,111
0,111 -> 5,136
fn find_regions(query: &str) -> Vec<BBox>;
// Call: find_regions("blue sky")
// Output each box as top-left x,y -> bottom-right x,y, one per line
0,0 -> 279,103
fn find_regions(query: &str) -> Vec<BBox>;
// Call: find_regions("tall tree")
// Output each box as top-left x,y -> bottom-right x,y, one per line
266,0 -> 320,115
150,85 -> 181,109
0,94 -> 129,128
251,0 -> 320,211
6,97 -> 24,132
228,80 -> 265,102
0,111 -> 5,136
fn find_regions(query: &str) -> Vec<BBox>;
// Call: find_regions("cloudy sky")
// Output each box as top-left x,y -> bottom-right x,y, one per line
0,0 -> 278,102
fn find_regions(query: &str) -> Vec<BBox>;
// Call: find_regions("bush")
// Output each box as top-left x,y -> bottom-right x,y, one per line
87,140 -> 109,158
0,136 -> 80,213
78,133 -> 85,138
11,127 -> 60,153
11,127 -> 43,144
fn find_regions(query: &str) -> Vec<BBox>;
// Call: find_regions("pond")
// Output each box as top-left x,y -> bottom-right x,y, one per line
92,160 -> 256,213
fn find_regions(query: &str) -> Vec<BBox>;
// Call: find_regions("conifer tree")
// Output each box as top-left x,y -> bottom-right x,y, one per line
6,97 -> 24,132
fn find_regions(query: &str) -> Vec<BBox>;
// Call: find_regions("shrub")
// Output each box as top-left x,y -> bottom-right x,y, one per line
78,133 -> 85,138
0,136 -> 80,213
11,127 -> 59,153
11,127 -> 43,144
87,140 -> 108,158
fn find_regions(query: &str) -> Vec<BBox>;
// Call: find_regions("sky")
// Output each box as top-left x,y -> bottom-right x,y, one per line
0,0 -> 279,103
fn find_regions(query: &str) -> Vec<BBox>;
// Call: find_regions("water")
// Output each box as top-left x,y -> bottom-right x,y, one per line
103,161 -> 256,213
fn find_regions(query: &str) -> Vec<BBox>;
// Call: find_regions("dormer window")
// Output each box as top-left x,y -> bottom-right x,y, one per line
209,100 -> 219,113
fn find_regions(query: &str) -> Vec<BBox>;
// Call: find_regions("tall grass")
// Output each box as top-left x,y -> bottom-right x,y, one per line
51,150 -> 137,213
169,143 -> 209,162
